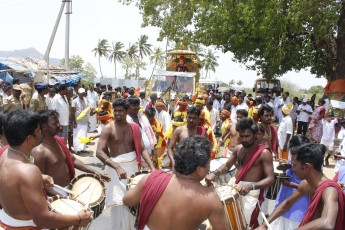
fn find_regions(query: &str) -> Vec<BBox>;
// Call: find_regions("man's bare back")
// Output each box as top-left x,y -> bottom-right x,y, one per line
98,121 -> 136,157
32,143 -> 70,187
225,123 -> 241,151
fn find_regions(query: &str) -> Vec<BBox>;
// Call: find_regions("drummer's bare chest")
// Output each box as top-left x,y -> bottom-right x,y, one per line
111,125 -> 134,144
179,128 -> 197,141
237,149 -> 262,170
45,147 -> 68,169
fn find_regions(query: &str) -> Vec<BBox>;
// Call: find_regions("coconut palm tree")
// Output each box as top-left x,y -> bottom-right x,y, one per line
92,39 -> 110,78
108,41 -> 125,79
202,49 -> 219,79
149,47 -> 165,80
189,43 -> 205,57
127,43 -> 139,59
136,35 -> 152,59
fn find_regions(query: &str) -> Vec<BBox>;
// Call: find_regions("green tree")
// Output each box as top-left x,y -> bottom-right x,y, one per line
108,41 -> 126,79
308,85 -> 324,95
189,43 -> 205,56
121,54 -> 135,79
202,49 -> 219,79
229,79 -> 235,86
150,47 -> 165,80
92,39 -> 110,78
60,55 -> 84,72
136,35 -> 152,59
121,0 -> 345,81
82,62 -> 97,79
236,80 -> 243,86
133,58 -> 147,79
127,43 -> 139,59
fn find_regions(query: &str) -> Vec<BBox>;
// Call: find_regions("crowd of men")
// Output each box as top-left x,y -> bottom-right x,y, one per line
0,79 -> 344,230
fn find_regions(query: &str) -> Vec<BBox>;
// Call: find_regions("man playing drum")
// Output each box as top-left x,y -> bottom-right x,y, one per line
167,107 -> 208,168
96,98 -> 155,230
0,110 -> 91,229
123,136 -> 229,230
206,118 -> 274,228
31,110 -> 110,197
256,143 -> 345,230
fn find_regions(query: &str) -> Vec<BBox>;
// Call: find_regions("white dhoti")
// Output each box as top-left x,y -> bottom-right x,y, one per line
73,124 -> 88,152
271,216 -> 300,230
0,209 -> 37,229
143,225 -> 150,230
89,114 -> 97,132
226,150 -> 233,158
236,180 -> 260,226
105,152 -> 138,230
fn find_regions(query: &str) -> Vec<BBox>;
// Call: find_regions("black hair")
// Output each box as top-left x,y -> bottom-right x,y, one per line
256,97 -> 263,104
206,98 -> 213,106
319,98 -> 325,105
4,110 -> 41,146
182,95 -> 189,101
174,136 -> 211,175
58,84 -> 67,92
145,108 -> 156,117
128,88 -> 135,96
258,104 -> 274,117
257,123 -> 265,134
98,110 -> 108,116
127,96 -> 140,105
96,83 -> 101,87
236,109 -> 248,117
293,96 -> 298,101
187,106 -> 201,116
238,94 -> 245,99
173,116 -> 184,122
236,118 -> 258,134
139,91 -> 146,97
290,143 -> 326,172
112,98 -> 129,110
284,92 -> 290,96
289,134 -> 310,149
4,85 -> 12,93
38,110 -> 59,125
150,94 -> 157,100
0,111 -> 8,135
13,79 -> 20,85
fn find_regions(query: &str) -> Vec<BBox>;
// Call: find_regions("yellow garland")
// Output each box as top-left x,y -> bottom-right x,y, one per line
164,121 -> 185,139
195,99 -> 205,105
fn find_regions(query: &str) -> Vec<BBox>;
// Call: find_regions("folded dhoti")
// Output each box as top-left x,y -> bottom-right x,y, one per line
0,209 -> 40,230
105,151 -> 138,230
143,225 -> 150,230
105,151 -> 139,207
229,178 -> 260,226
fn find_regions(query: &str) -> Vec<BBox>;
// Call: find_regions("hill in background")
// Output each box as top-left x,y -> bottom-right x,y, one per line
0,47 -> 60,66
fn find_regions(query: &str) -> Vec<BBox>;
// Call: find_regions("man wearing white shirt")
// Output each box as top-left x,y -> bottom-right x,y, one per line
273,92 -> 281,118
264,95 -> 274,109
86,83 -> 99,132
276,92 -> 291,124
335,121 -> 345,173
52,84 -> 70,143
277,104 -> 293,160
323,93 -> 330,111
237,94 -> 248,111
46,88 -> 56,110
297,98 -> 313,136
211,93 -> 220,111
139,91 -> 148,112
155,101 -> 171,134
230,97 -> 239,124
206,99 -> 220,131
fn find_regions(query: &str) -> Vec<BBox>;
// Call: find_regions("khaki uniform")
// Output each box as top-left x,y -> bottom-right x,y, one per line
29,94 -> 47,112
3,95 -> 23,111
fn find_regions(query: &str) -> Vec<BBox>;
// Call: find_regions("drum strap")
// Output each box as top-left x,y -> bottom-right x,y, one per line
129,123 -> 142,167
55,136 -> 76,180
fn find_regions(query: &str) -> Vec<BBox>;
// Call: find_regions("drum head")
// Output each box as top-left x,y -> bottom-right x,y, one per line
127,171 -> 150,190
210,158 -> 235,172
71,177 -> 104,206
215,185 -> 239,203
50,198 -> 86,215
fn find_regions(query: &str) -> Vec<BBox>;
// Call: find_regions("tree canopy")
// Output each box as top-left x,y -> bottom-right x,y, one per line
120,0 -> 345,81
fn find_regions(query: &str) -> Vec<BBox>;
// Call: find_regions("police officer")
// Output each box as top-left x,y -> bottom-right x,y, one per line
3,84 -> 23,110
29,83 -> 49,112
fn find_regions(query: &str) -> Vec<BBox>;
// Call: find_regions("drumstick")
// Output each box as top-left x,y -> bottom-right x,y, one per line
225,184 -> 259,199
257,200 -> 272,230
53,184 -> 76,195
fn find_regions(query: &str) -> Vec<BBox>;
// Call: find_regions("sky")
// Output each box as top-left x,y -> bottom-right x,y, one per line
0,0 -> 327,89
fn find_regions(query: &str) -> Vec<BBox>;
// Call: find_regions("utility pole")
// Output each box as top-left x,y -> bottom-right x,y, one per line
44,0 -> 72,81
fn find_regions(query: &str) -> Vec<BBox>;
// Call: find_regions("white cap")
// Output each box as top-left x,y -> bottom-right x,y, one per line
302,98 -> 308,103
78,88 -> 86,93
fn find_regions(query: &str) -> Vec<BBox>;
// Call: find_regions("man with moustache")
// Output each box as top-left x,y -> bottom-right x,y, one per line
206,118 -> 274,228
167,107 -> 208,168
258,105 -> 278,156
96,98 -> 155,230
31,110 -> 109,196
